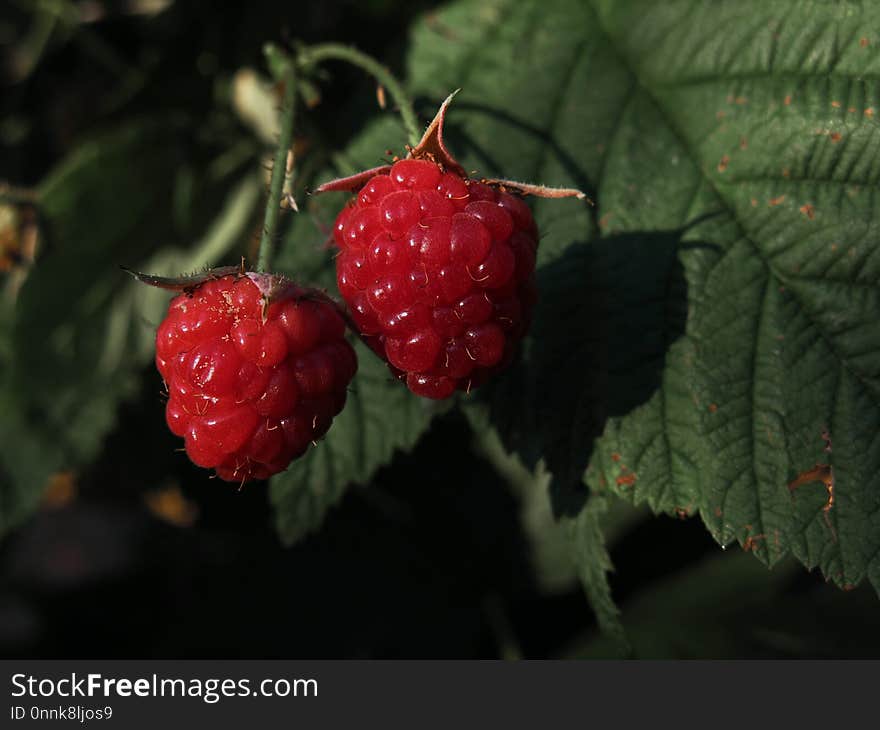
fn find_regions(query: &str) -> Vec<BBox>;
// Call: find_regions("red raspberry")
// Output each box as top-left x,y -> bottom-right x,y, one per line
316,93 -> 584,400
154,273 -> 356,482
332,159 -> 538,399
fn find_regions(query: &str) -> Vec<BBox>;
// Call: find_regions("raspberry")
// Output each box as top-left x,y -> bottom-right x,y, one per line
332,160 -> 537,399
317,93 -> 584,400
154,272 -> 356,482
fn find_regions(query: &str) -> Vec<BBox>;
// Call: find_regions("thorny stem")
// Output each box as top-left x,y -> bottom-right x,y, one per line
257,52 -> 298,273
256,42 -> 417,272
300,43 -> 421,146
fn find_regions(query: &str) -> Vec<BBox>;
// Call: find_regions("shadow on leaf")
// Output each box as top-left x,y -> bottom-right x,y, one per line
477,226 -> 715,518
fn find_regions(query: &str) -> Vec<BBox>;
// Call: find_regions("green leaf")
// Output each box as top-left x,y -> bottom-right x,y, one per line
0,121 -> 260,534
582,0 -> 880,591
562,494 -> 629,652
409,0 -> 880,594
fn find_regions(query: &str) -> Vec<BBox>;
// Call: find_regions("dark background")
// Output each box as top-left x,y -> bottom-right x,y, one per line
1,0 -> 878,659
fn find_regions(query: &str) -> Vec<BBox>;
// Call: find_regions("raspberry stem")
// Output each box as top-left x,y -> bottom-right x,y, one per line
299,43 -> 421,147
257,46 -> 299,273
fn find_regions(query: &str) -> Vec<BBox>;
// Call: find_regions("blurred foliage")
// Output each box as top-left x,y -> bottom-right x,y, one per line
566,551 -> 880,659
1,0 -> 879,659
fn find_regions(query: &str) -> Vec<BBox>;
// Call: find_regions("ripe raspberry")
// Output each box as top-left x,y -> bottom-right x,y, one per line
317,93 -> 585,399
331,160 -> 537,399
154,272 -> 356,482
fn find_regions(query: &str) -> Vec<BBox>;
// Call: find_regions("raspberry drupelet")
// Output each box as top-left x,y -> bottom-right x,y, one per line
317,92 -> 585,400
154,273 -> 357,482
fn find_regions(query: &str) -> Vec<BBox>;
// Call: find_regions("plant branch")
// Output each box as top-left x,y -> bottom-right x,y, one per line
257,56 -> 298,273
300,43 -> 420,146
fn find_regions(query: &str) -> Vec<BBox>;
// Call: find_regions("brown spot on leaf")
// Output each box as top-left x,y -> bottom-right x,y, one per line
743,533 -> 766,553
610,452 -> 621,462
788,463 -> 834,513
750,198 -> 758,207
860,37 -> 870,48
616,472 -> 637,487
830,132 -> 842,143
717,154 -> 730,172
848,106 -> 857,113
784,94 -> 792,106
716,110 -> 726,120
831,242 -> 839,252
799,203 -> 815,219
831,101 -> 842,109
708,403 -> 718,413
769,195 -> 786,206
735,96 -> 748,105
781,167 -> 791,178
739,137 -> 748,150
866,107 -> 875,118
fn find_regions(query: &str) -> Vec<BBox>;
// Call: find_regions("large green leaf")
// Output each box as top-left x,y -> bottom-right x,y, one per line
583,0 -> 880,590
402,0 -> 880,593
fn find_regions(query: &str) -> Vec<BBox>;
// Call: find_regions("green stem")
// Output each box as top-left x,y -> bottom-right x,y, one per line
257,59 -> 298,273
300,43 -> 421,146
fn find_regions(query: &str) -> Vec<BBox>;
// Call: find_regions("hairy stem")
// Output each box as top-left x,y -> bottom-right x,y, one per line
257,56 -> 298,273
301,43 -> 420,146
